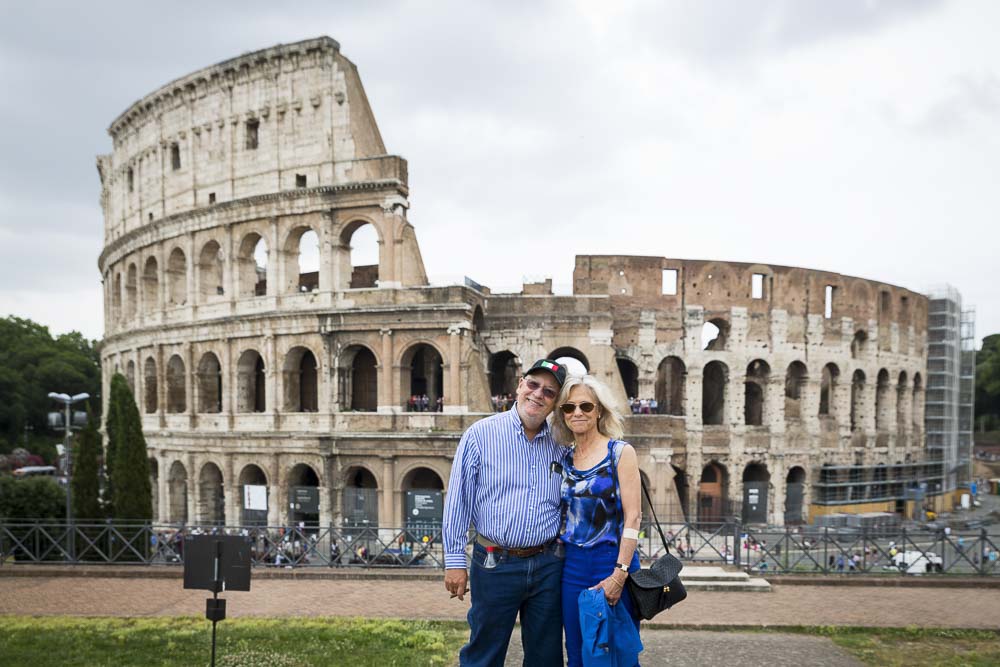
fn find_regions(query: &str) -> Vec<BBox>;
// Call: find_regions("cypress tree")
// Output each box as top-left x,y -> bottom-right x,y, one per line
71,408 -> 102,520
110,374 -> 153,522
104,374 -> 126,514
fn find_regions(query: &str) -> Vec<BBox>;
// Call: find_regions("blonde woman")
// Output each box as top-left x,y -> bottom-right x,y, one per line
552,374 -> 642,666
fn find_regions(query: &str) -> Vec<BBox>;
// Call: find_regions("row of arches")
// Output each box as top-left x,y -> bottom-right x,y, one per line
127,342 -> 445,415
107,222 -> 379,324
697,461 -> 807,525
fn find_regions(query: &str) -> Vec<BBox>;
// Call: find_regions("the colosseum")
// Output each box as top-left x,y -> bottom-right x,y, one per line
97,37 -> 941,533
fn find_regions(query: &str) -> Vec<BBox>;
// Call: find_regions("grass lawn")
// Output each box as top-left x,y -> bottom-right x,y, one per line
819,627 -> 1000,667
0,616 -> 468,666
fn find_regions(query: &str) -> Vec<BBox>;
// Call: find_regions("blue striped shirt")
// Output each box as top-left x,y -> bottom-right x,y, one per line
443,406 -> 567,569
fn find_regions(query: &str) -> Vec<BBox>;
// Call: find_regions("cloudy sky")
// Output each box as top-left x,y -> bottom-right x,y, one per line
0,0 -> 997,343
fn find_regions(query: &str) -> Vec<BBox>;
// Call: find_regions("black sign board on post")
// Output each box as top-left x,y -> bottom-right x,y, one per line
183,535 -> 252,667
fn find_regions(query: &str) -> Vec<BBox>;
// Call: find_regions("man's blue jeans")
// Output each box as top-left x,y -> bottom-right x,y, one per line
460,542 -> 564,666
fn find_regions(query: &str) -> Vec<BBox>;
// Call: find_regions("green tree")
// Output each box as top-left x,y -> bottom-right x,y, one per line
71,409 -> 102,521
975,334 -> 1000,430
0,476 -> 66,520
103,377 -> 124,510
108,374 -> 152,522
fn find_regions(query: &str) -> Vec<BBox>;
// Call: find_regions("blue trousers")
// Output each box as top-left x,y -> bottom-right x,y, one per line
562,543 -> 640,667
460,542 -> 564,667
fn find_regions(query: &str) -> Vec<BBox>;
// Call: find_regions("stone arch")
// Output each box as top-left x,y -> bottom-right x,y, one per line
742,462 -> 770,524
343,465 -> 379,527
701,317 -> 730,351
197,461 -> 225,525
400,342 -> 445,411
671,464 -> 689,522
896,370 -> 909,430
400,466 -> 445,536
166,247 -> 187,306
472,306 -> 485,334
875,368 -> 891,431
237,231 -> 268,297
655,356 -> 686,416
166,354 -> 186,413
784,466 -> 807,525
616,356 -> 639,399
149,457 -> 159,519
236,349 -> 266,413
112,272 -> 122,322
851,330 -> 868,359
143,356 -> 158,414
911,373 -> 923,430
168,460 -> 188,523
142,256 -> 159,313
744,359 -> 770,426
820,363 -> 840,416
125,359 -> 136,396
702,361 -> 728,425
548,347 -> 590,377
196,351 -> 222,413
338,344 -> 378,411
288,463 -> 321,528
488,351 -> 521,398
341,219 -> 382,289
238,464 -> 269,526
851,369 -> 866,431
197,239 -> 225,301
697,461 -> 729,523
125,262 -> 138,319
784,361 -> 808,421
283,346 -> 319,412
283,225 -> 320,293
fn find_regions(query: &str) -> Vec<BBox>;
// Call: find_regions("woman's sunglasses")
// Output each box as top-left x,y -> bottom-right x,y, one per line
559,401 -> 596,415
524,378 -> 559,400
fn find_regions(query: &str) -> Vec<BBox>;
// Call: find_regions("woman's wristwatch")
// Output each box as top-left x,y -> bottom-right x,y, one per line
614,562 -> 629,574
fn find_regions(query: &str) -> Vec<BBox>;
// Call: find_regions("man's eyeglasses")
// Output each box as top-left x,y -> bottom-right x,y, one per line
524,378 -> 558,400
559,401 -> 596,415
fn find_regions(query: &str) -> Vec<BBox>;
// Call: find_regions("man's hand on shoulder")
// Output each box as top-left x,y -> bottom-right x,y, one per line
444,568 -> 469,601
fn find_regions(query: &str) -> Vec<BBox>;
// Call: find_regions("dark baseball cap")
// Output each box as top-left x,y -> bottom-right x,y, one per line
524,359 -> 567,387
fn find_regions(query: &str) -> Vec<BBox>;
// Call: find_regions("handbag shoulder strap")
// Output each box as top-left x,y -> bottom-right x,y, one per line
609,440 -> 672,556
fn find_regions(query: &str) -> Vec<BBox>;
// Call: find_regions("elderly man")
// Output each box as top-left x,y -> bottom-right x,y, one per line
443,358 -> 568,666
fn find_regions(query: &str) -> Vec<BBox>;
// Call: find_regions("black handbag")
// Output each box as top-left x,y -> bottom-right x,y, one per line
610,449 -> 687,619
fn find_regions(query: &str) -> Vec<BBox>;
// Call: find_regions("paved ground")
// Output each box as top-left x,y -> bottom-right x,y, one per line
2,573 -> 997,665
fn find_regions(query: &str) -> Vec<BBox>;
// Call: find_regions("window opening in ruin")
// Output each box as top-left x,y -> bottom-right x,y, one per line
167,248 -> 187,306
785,466 -> 806,525
148,212 -> 153,222
850,330 -> 867,359
489,351 -> 521,400
168,461 -> 188,523
150,458 -> 159,518
701,361 -> 727,425
198,463 -> 225,525
112,273 -> 122,322
343,467 -> 378,527
171,143 -> 181,171
661,269 -> 678,295
283,347 -> 318,412
896,371 -> 908,430
701,318 -> 728,351
784,361 -> 807,421
245,119 -> 259,150
900,295 -> 909,318
126,360 -> 136,396
744,360 -> 769,426
880,290 -> 891,315
825,285 -> 836,319
348,346 -> 378,411
403,344 -> 444,411
238,233 -> 269,297
819,363 -> 839,416
347,222 -> 379,289
166,354 -> 186,413
549,347 -> 590,377
289,463 -> 321,530
875,368 -> 891,432
237,350 -> 266,413
198,241 -> 224,300
751,273 -> 765,299
296,229 -> 320,292
401,467 -> 445,539
197,352 -> 223,413
617,357 -> 639,399
125,264 -> 138,320
208,192 -> 216,205
238,464 -> 268,527
142,257 -> 159,314
850,369 -> 866,431
127,167 -> 134,193
911,374 -> 922,431
655,356 -> 685,415
742,463 -> 770,524
296,174 -> 307,188
697,462 -> 727,524
143,357 -> 158,414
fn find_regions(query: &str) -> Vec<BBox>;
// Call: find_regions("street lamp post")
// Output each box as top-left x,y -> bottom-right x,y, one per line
48,391 -> 89,561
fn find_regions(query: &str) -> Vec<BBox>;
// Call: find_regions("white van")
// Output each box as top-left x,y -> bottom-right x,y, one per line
892,550 -> 943,574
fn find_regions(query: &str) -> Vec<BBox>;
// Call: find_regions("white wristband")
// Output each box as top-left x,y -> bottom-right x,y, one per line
622,528 -> 639,540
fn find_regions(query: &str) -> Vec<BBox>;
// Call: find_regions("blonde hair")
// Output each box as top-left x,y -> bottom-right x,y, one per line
550,374 -> 626,445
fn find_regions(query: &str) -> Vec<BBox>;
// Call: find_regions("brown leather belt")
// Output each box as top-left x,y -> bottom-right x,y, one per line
476,535 -> 548,558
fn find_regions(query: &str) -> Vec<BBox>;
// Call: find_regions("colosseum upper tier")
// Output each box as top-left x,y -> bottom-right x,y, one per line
98,37 -> 931,530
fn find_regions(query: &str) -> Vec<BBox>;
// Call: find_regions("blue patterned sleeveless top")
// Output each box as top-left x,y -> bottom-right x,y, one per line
559,439 -> 627,548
